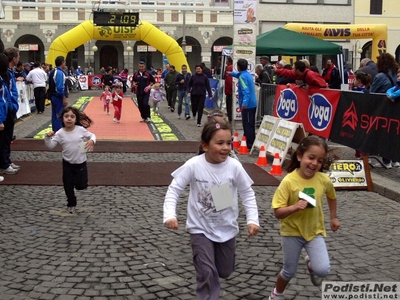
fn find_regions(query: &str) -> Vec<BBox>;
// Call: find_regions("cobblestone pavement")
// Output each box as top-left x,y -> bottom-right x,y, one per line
1,90 -> 400,300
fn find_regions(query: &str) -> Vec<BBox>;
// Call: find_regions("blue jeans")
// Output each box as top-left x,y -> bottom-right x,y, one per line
177,89 -> 189,116
241,107 -> 256,150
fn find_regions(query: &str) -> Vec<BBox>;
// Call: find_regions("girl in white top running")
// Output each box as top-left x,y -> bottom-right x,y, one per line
45,106 -> 96,214
163,120 -> 259,300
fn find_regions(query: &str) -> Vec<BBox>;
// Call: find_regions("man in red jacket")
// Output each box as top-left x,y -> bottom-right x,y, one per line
273,60 -> 328,89
224,56 -> 233,123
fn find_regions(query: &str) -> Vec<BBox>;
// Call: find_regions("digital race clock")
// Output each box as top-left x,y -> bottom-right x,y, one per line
93,12 -> 139,27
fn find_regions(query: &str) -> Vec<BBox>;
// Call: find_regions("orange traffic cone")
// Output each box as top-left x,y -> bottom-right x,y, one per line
255,145 -> 268,167
232,132 -> 240,150
269,153 -> 283,175
238,136 -> 249,155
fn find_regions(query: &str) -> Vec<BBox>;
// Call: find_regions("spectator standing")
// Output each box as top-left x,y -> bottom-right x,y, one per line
131,61 -> 155,123
273,60 -> 328,89
0,53 -> 10,182
370,53 -> 398,94
370,53 -> 399,168
48,56 -> 68,132
161,63 -> 170,93
275,60 -> 295,85
23,62 -> 32,76
357,58 -> 378,81
200,62 -> 213,78
230,58 -> 257,150
322,59 -> 341,89
75,66 -> 83,76
175,64 -> 191,119
224,56 -> 233,123
13,62 -> 26,82
0,47 -> 20,175
86,66 -> 93,75
187,64 -> 212,127
164,65 -> 179,112
260,56 -> 273,83
26,61 -> 48,114
255,64 -> 271,85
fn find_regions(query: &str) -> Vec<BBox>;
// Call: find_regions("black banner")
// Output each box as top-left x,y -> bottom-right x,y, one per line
330,91 -> 400,162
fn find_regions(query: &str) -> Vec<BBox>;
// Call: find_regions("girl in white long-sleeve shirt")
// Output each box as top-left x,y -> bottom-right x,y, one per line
163,120 -> 260,300
45,106 -> 96,214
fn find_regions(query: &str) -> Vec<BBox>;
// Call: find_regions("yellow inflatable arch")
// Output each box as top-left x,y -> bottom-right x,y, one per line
46,20 -> 188,72
284,23 -> 387,60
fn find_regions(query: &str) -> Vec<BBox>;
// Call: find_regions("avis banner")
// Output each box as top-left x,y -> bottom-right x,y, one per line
274,85 -> 341,138
330,91 -> 400,162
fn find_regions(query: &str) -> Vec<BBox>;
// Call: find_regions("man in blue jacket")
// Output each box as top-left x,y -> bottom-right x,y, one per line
230,58 -> 257,150
0,47 -> 20,175
48,56 -> 68,131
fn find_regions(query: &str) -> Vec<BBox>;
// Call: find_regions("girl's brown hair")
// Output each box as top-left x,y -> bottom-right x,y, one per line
60,106 -> 94,128
198,119 -> 232,155
286,135 -> 339,173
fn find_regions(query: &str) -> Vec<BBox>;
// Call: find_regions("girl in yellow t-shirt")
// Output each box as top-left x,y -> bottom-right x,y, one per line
269,136 -> 340,300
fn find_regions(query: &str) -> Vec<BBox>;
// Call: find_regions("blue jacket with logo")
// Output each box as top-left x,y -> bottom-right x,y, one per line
230,70 -> 257,109
0,75 -> 10,124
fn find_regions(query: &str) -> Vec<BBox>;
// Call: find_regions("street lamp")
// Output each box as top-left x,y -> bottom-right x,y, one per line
126,45 -> 132,68
353,40 -> 363,70
92,45 -> 98,73
181,3 -> 187,57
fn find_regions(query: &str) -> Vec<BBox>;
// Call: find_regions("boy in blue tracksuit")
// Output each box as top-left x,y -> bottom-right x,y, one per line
230,58 -> 257,150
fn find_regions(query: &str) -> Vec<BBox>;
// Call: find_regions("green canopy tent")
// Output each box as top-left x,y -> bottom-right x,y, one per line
256,27 -> 342,56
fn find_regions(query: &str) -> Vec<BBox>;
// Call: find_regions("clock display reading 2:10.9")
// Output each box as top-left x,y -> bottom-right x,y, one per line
93,12 -> 139,27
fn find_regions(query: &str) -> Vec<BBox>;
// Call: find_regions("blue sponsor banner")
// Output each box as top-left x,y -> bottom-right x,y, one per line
205,78 -> 219,109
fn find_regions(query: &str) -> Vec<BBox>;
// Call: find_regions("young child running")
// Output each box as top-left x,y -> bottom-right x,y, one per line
197,109 -> 238,160
269,135 -> 340,300
111,83 -> 123,123
100,85 -> 112,115
44,106 -> 96,214
164,120 -> 259,300
149,83 -> 165,115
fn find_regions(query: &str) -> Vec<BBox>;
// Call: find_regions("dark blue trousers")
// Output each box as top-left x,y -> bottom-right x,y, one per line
0,110 -> 15,169
241,107 -> 256,150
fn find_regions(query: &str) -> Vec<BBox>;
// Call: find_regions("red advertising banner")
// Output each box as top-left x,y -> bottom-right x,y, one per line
88,75 -> 103,87
274,84 -> 341,138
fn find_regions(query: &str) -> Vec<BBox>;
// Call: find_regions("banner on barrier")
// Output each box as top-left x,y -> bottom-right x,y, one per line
16,81 -> 32,118
266,119 -> 306,165
253,115 -> 280,151
327,160 -> 368,189
274,85 -> 341,139
330,90 -> 400,162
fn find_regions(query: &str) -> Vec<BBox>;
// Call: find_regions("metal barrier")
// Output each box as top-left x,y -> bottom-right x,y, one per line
257,83 -> 276,126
